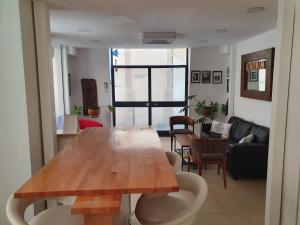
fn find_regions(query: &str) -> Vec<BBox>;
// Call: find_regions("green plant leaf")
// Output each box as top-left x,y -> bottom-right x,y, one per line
108,105 -> 115,113
186,95 -> 197,100
179,106 -> 189,113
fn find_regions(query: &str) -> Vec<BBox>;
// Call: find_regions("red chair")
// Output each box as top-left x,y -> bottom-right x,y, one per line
78,119 -> 103,130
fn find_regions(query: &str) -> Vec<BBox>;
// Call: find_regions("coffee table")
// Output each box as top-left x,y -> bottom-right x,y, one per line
175,133 -> 197,170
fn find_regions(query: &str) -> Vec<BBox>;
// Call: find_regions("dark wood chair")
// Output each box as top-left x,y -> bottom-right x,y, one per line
169,116 -> 194,152
188,136 -> 228,188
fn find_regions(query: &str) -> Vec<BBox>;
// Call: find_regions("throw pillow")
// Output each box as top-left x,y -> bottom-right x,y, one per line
239,134 -> 254,144
210,120 -> 232,136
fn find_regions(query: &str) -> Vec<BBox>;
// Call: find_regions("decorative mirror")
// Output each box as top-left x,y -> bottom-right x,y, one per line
241,48 -> 275,101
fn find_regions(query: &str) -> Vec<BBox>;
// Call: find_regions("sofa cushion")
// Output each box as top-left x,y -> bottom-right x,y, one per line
239,134 -> 254,144
210,120 -> 232,136
250,124 -> 269,144
78,119 -> 103,129
231,120 -> 252,142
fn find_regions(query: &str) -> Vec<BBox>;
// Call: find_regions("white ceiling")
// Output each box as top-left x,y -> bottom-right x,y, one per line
49,0 -> 278,48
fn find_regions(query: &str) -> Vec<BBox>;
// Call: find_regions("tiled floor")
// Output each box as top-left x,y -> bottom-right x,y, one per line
160,137 -> 266,225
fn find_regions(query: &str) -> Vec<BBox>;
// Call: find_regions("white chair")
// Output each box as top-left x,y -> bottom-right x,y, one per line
135,172 -> 208,225
165,151 -> 182,174
6,194 -> 83,225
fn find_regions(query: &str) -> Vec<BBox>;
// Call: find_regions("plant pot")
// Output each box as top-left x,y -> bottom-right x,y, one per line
203,106 -> 211,117
88,107 -> 100,118
201,122 -> 212,134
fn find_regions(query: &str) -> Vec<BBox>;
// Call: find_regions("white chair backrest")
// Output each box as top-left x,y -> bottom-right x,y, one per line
6,194 -> 35,225
6,194 -> 63,225
165,152 -> 182,174
162,172 -> 208,225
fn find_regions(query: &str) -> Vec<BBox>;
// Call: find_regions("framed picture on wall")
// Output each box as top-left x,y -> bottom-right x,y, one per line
249,70 -> 259,82
191,71 -> 201,83
212,71 -> 222,84
201,71 -> 211,83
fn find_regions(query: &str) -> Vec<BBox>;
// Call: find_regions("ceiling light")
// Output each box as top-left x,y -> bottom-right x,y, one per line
198,40 -> 208,44
142,32 -> 176,44
77,28 -> 91,33
215,29 -> 228,33
90,40 -> 101,45
247,7 -> 266,13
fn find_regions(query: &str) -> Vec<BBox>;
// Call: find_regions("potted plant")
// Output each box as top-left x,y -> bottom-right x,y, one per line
180,95 -> 219,132
88,105 -> 100,118
108,105 -> 115,113
221,99 -> 228,117
72,105 -> 83,115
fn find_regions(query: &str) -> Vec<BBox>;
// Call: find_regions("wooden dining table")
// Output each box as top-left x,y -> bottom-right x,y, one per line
14,127 -> 179,225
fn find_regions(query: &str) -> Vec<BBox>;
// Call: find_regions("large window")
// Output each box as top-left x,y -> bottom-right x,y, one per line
111,48 -> 188,135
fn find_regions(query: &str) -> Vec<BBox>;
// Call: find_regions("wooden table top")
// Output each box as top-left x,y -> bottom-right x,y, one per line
15,127 -> 178,198
175,133 -> 197,147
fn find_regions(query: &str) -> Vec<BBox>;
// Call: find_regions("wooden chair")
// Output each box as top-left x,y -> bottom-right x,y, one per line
169,116 -> 194,152
188,136 -> 228,188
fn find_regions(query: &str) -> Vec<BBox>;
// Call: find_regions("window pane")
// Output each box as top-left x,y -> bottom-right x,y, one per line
114,68 -> 148,101
152,107 -> 184,131
113,49 -> 187,65
115,107 -> 148,127
151,68 -> 185,101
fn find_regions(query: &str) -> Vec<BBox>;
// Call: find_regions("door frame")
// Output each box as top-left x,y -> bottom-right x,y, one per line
265,0 -> 296,224
110,49 -> 189,136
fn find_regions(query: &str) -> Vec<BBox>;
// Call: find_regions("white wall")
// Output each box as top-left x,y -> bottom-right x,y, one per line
68,48 -> 112,126
234,29 -> 277,127
189,47 -> 229,132
52,47 -> 65,116
0,0 -> 44,223
190,47 -> 229,104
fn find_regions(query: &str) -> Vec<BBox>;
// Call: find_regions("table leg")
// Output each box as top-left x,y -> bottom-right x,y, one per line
84,214 -> 113,225
181,146 -> 184,171
174,136 -> 176,152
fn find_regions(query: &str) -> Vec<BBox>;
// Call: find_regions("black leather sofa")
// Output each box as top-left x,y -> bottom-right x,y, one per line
202,116 -> 269,180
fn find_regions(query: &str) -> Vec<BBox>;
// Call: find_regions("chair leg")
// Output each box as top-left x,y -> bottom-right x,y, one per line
218,164 -> 220,174
174,136 -> 176,151
221,159 -> 227,188
198,161 -> 203,176
170,136 -> 173,152
181,147 -> 184,171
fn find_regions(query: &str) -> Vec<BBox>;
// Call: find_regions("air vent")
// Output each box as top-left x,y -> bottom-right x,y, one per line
142,32 -> 176,44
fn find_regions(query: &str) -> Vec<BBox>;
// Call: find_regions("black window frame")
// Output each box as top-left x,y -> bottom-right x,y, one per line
110,48 -> 189,136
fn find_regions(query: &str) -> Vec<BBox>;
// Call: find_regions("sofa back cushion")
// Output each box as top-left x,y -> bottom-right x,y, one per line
228,116 -> 270,144
228,117 -> 250,142
250,124 -> 269,144
232,121 -> 253,142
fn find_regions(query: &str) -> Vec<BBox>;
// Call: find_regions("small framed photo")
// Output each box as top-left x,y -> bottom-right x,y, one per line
249,70 -> 258,82
191,71 -> 201,83
212,71 -> 223,84
201,71 -> 211,83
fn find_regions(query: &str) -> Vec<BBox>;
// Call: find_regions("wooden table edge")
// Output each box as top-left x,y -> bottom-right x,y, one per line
14,186 -> 179,199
